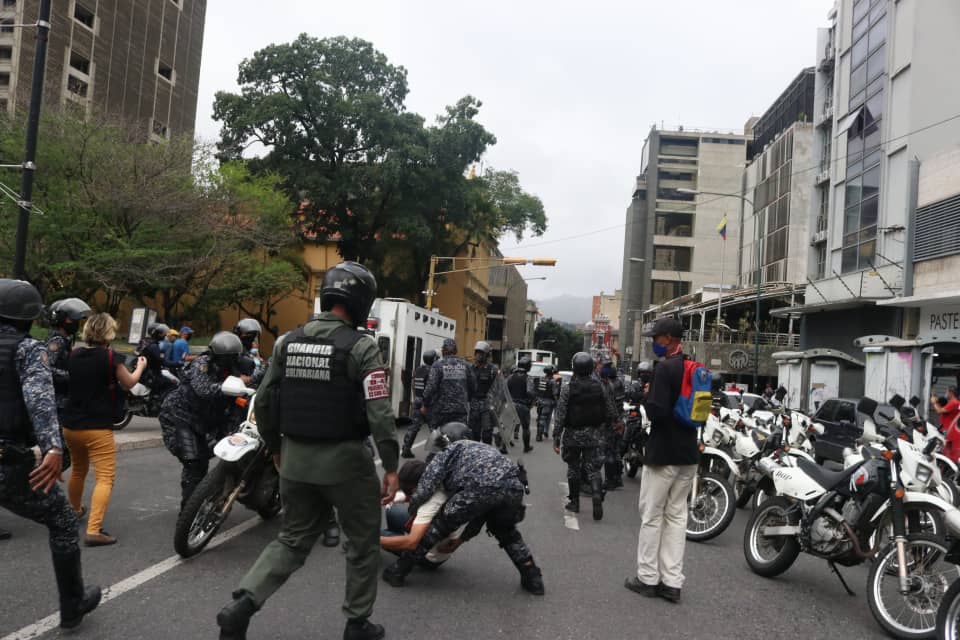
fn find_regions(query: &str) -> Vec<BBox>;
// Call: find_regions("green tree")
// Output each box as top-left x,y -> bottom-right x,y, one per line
214,35 -> 547,300
534,318 -> 585,372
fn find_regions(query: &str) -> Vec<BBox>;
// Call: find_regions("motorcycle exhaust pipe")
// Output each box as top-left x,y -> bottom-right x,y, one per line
824,507 -> 878,559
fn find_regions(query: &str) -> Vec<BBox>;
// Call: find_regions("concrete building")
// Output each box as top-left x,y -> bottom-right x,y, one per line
619,126 -> 749,360
1,0 -> 207,138
486,260 -> 528,367
781,0 -> 960,369
592,289 -> 622,331
523,299 -> 539,350
432,241 -> 495,359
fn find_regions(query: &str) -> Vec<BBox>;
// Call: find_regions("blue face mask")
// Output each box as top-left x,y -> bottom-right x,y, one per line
652,343 -> 668,358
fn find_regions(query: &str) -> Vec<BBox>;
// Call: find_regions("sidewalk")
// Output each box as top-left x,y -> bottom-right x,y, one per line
114,416 -> 164,452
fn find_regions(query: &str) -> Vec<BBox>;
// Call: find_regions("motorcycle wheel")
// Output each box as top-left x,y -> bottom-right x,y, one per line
935,577 -> 960,640
624,453 -> 641,479
113,410 -> 133,430
868,533 -> 952,640
686,472 -> 736,542
173,463 -> 233,558
743,496 -> 800,577
938,478 -> 960,508
871,505 -> 945,551
752,487 -> 774,510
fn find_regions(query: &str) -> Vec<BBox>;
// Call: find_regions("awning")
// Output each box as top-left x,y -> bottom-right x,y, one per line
876,291 -> 960,308
769,296 -> 889,317
835,107 -> 863,135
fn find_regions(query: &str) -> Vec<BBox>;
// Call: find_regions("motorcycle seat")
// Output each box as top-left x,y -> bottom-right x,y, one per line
797,457 -> 863,491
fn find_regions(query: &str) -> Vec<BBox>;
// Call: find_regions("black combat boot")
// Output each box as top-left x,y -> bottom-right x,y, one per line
217,590 -> 259,640
323,523 -> 341,548
382,555 -> 415,587
518,561 -> 545,595
591,477 -> 604,521
565,478 -> 580,513
604,462 -> 623,490
52,549 -> 102,629
400,447 -> 415,459
522,430 -> 533,453
344,618 -> 386,640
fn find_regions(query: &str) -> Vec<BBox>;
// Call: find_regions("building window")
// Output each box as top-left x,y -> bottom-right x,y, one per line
66,74 -> 89,98
656,186 -> 695,201
157,60 -> 175,84
653,246 -> 692,272
73,3 -> 95,30
843,0 -> 885,273
0,19 -> 13,33
0,72 -> 8,86
655,212 -> 694,237
151,118 -> 169,140
651,280 -> 690,305
69,51 -> 90,75
815,244 -> 827,280
702,137 -> 745,145
2,0 -> 15,9
0,46 -> 11,60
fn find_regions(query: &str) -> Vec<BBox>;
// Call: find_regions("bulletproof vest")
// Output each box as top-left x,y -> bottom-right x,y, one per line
278,325 -> 369,441
0,331 -> 31,442
508,372 -> 530,404
412,365 -> 429,399
537,376 -> 555,400
473,364 -> 495,398
567,377 -> 606,428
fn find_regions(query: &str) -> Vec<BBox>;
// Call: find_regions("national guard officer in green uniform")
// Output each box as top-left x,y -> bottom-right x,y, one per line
217,262 -> 399,640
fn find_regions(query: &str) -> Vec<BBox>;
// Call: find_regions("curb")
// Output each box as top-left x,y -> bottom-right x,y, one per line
116,437 -> 164,453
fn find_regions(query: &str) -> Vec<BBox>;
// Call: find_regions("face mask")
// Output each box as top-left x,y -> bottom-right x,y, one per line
652,343 -> 668,358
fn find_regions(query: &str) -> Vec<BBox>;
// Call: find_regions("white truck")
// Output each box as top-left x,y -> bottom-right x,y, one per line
364,298 -> 456,423
516,348 -> 558,380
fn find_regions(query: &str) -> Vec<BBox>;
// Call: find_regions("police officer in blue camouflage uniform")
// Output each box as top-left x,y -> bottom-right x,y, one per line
0,279 -> 101,629
534,365 -> 559,442
422,338 -> 474,427
381,439 -> 544,594
507,357 -> 536,452
468,341 -> 499,445
45,298 -> 92,419
600,358 -> 626,491
234,318 -> 267,388
159,331 -> 250,510
553,352 -> 617,520
401,349 -> 437,458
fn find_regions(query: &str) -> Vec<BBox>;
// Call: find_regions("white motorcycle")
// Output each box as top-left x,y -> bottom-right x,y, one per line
173,377 -> 282,558
745,398 -> 960,639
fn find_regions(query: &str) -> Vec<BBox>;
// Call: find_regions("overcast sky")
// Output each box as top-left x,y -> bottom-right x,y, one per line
195,0 -> 830,302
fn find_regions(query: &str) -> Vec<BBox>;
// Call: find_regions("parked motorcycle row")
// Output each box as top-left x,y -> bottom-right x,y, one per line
619,388 -> 960,640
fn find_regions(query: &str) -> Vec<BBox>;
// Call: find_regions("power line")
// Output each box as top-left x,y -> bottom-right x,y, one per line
502,110 -> 960,252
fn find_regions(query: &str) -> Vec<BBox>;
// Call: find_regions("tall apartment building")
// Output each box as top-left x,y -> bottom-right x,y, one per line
739,69 -> 816,289
0,0 -> 207,139
786,0 -> 960,369
619,127 -> 748,359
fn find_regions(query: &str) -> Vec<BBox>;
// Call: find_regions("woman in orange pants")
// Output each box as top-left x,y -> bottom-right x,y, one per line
63,313 -> 147,546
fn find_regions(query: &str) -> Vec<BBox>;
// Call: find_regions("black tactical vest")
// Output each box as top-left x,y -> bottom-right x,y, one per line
412,365 -> 429,399
567,377 -> 606,428
537,376 -> 555,400
278,326 -> 370,441
473,364 -> 495,398
0,331 -> 30,442
508,372 -> 530,405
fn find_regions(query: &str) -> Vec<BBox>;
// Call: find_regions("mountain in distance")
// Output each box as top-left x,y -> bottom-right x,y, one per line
534,294 -> 593,325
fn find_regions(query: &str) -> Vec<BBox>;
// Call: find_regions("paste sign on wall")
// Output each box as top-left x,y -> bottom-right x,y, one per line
919,304 -> 960,342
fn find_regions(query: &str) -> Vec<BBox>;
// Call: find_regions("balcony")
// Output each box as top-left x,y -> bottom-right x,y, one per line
815,168 -> 830,185
816,104 -> 833,128
818,32 -> 836,71
684,329 -> 799,348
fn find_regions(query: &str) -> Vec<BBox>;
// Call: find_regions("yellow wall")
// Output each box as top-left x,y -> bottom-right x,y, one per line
431,240 -> 493,356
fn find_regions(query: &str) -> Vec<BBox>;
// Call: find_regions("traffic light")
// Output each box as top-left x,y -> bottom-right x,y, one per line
531,258 -> 557,266
502,257 -> 528,265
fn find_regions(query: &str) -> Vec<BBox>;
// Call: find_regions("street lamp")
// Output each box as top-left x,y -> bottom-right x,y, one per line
677,188 -> 760,389
423,255 -> 556,310
537,338 -> 556,350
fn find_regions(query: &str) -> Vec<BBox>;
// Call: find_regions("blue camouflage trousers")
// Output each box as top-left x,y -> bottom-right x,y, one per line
0,458 -> 80,553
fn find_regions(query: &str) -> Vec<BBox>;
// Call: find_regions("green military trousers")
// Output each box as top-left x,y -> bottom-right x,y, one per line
239,472 -> 381,619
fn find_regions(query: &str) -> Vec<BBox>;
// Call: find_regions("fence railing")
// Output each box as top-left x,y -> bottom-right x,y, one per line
684,329 -> 799,347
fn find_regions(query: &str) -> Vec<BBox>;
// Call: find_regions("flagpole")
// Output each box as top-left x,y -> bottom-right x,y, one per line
717,220 -> 725,338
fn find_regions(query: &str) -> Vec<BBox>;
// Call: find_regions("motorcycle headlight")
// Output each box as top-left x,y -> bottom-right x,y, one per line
915,463 -> 932,485
247,408 -> 257,426
713,430 -> 724,445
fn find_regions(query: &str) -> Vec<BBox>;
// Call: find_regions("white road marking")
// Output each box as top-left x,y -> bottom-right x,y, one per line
3,437 -> 430,640
559,481 -> 579,531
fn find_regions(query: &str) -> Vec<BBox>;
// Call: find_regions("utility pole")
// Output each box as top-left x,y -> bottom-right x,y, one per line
12,0 -> 52,279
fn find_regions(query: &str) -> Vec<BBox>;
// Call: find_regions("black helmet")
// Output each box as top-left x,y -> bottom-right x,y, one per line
442,338 -> 457,355
474,340 -> 491,354
319,261 -> 377,328
423,349 -> 438,365
571,352 -> 593,376
147,323 -> 171,341
234,318 -> 261,336
517,357 -> 532,372
710,372 -> 724,392
543,365 -> 555,376
47,298 -> 92,328
433,422 -> 473,450
209,331 -> 244,371
0,279 -> 44,321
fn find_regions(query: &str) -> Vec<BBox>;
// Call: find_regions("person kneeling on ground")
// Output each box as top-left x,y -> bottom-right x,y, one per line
380,461 -> 457,569
381,435 -> 544,595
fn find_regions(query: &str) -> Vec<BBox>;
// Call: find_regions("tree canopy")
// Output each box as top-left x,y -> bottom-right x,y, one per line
533,318 -> 585,372
214,34 -> 547,301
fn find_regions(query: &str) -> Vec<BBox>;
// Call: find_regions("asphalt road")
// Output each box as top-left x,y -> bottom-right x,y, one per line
0,431 -> 887,640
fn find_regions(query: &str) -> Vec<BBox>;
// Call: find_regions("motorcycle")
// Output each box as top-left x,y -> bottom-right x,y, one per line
621,402 -> 649,479
113,368 -> 180,429
173,376 -> 282,558
686,404 -> 738,542
744,397 -> 960,639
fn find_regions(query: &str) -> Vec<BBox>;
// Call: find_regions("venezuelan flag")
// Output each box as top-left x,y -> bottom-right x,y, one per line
716,215 -> 727,240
